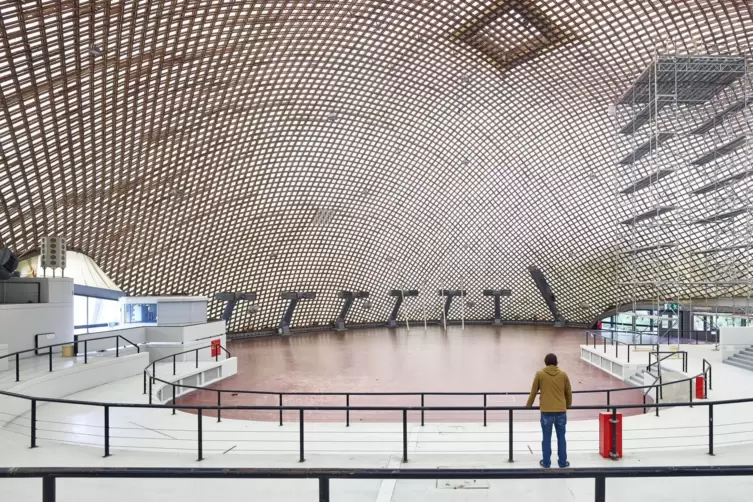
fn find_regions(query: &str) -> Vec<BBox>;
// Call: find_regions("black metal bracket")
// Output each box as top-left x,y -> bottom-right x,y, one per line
279,292 -> 316,335
335,291 -> 369,331
438,289 -> 467,320
214,292 -> 258,324
483,289 -> 512,325
387,290 -> 419,327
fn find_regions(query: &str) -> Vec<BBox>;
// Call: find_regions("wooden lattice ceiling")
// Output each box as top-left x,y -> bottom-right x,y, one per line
0,0 -> 752,333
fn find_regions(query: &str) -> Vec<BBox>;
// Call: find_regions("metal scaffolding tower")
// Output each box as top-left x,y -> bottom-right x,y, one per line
613,53 -> 753,342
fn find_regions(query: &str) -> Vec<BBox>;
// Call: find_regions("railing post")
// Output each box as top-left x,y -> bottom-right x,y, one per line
217,390 -> 221,422
104,405 -> 110,457
610,408 -> 618,460
595,475 -> 605,502
615,341 -> 618,358
143,371 -> 146,395
299,409 -> 305,462
195,349 -> 199,369
709,365 -> 713,390
642,393 -> 646,414
152,362 -> 155,379
30,398 -> 37,448
173,354 -> 176,376
319,478 -> 330,502
606,391 -> 610,408
508,409 -> 514,463
279,394 -> 283,426
346,394 -> 350,427
84,340 -> 88,364
149,377 -> 153,405
689,380 -> 693,408
172,385 -> 176,415
603,336 -> 606,352
402,409 -> 408,463
628,348 -> 630,363
116,338 -> 119,358
655,385 -> 659,417
15,353 -> 19,382
420,394 -> 425,426
483,394 -> 487,427
197,409 -> 204,461
42,475 -> 56,502
708,404 -> 714,456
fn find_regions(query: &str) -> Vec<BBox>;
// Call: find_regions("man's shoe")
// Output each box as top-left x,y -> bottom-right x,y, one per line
539,460 -> 550,468
558,462 -> 570,468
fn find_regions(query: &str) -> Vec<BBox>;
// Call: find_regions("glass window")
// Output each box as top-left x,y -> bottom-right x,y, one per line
124,303 -> 157,324
73,294 -> 88,328
87,297 -> 120,328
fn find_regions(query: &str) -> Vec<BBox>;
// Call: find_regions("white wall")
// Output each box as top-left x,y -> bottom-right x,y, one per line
145,335 -> 227,364
153,357 -> 238,403
0,278 -> 74,356
157,300 -> 207,325
146,321 -> 225,344
74,327 -> 147,352
720,326 -> 753,362
0,303 -> 74,356
0,352 -> 148,426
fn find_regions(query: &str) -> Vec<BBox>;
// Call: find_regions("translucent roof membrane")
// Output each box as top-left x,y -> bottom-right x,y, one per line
0,0 -> 751,333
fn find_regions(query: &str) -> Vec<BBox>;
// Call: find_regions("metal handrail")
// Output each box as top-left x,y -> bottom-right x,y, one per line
3,465 -> 753,502
586,330 -> 660,362
0,339 -> 720,462
142,343 -> 232,407
0,334 -> 141,383
0,334 -> 140,360
648,350 -> 688,374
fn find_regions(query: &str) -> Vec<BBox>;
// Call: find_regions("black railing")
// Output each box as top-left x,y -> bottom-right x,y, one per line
0,340 -> 715,464
0,335 -> 140,383
143,343 -> 232,406
144,341 -> 718,427
0,383 -> 727,463
4,465 -> 753,502
586,331 -> 659,363
648,350 -> 688,374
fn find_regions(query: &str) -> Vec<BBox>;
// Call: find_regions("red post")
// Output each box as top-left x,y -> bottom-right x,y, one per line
696,376 -> 705,399
599,412 -> 622,459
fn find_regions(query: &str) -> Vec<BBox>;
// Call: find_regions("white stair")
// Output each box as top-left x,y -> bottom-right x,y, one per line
724,346 -> 753,372
626,370 -> 646,387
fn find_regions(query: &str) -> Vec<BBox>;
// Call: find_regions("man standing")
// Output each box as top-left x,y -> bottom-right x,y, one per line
525,353 -> 572,468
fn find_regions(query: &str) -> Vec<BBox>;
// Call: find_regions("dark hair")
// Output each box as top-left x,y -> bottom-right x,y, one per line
544,353 -> 558,366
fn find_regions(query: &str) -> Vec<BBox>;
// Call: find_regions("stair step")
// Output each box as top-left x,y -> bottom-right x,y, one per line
724,358 -> 753,372
741,348 -> 753,356
626,375 -> 644,387
734,352 -> 753,363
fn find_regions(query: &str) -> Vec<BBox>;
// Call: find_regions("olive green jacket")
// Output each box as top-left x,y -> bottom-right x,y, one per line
525,366 -> 572,412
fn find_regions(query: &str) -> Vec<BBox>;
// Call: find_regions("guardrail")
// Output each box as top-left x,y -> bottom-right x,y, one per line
143,343 -> 232,407
3,465 -> 753,502
586,330 -> 659,362
0,341 -> 715,463
0,378 -> 723,462
0,335 -> 140,383
649,350 -> 688,374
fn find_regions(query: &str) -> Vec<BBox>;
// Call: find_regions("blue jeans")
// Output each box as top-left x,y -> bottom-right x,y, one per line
540,412 -> 567,467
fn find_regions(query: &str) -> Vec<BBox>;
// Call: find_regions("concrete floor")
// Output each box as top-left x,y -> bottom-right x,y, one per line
3,326 -> 753,501
177,326 -> 645,422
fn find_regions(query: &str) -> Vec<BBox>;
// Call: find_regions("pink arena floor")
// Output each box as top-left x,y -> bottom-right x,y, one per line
177,325 -> 648,423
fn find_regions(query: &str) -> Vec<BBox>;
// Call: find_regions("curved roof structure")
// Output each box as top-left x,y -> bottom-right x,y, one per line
0,1 -> 751,332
